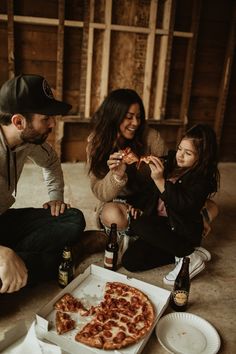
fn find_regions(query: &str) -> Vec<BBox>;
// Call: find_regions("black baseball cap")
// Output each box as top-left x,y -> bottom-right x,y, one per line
0,74 -> 72,115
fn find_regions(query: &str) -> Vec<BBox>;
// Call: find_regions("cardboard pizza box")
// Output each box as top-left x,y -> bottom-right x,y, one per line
36,264 -> 171,354
0,321 -> 28,353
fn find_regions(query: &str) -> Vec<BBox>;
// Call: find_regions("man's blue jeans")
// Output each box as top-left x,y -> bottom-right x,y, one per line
0,207 -> 86,282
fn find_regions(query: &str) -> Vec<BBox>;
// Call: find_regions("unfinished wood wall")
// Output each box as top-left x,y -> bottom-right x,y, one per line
0,0 -> 235,161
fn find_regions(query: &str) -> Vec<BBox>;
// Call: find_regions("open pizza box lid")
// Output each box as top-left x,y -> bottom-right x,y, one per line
0,320 -> 28,353
36,264 -> 171,354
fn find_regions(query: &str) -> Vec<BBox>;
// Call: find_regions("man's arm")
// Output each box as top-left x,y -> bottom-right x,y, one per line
28,143 -> 67,215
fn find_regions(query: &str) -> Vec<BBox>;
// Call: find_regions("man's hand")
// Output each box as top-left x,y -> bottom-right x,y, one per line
0,246 -> 28,293
43,200 -> 70,216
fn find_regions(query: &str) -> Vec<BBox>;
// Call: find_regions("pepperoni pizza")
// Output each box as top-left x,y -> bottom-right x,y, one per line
53,282 -> 155,350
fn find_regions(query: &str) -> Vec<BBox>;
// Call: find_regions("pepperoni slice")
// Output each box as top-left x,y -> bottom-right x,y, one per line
114,331 -> 126,343
103,330 -> 112,338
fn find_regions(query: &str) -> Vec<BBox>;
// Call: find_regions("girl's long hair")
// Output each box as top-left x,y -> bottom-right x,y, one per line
88,89 -> 147,178
176,124 -> 220,195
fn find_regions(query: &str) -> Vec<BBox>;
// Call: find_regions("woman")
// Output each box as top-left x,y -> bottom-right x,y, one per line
87,88 -> 166,239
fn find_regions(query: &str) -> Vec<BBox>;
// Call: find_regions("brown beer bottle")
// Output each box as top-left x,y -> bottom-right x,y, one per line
104,223 -> 119,271
170,257 -> 190,311
58,245 -> 75,288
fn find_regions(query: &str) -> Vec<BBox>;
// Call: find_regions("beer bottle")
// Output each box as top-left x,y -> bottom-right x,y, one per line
58,245 -> 75,288
104,223 -> 119,271
170,257 -> 190,311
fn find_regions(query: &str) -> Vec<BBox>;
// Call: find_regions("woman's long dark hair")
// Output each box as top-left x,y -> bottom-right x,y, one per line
176,124 -> 220,195
88,89 -> 147,178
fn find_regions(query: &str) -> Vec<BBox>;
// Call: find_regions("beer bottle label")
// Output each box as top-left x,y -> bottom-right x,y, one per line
62,250 -> 71,259
172,290 -> 189,306
104,250 -> 114,268
58,270 -> 68,286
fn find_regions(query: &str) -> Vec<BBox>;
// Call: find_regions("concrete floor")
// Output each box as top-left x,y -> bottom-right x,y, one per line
0,162 -> 236,353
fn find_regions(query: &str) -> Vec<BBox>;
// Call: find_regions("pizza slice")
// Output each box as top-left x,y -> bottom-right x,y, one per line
137,155 -> 152,169
54,293 -> 88,315
121,147 -> 139,165
55,311 -> 75,334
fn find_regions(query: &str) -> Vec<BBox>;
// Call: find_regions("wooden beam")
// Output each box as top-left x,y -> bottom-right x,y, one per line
154,0 -> 176,119
0,14 -> 193,38
178,0 -> 202,139
100,0 -> 112,101
61,115 -> 184,126
56,0 -> 65,100
79,0 -> 90,117
7,0 -> 15,79
55,0 -> 65,159
214,1 -> 236,146
0,14 -> 83,28
143,0 -> 158,117
85,0 -> 95,119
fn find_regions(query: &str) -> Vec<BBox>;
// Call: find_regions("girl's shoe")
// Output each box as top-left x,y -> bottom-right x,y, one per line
195,246 -> 211,262
175,247 -> 211,264
163,251 -> 205,286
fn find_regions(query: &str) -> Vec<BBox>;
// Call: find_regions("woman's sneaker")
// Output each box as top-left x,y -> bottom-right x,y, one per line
163,251 -> 206,285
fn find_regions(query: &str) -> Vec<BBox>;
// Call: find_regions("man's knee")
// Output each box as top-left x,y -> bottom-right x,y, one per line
64,208 -> 86,229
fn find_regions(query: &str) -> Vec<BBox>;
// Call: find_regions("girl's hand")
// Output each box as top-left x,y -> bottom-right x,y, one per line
127,204 -> 143,220
148,156 -> 165,192
107,151 -> 126,178
148,156 -> 164,180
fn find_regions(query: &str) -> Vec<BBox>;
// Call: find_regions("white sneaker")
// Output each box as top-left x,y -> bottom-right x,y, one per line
195,247 -> 211,262
175,247 -> 211,263
163,251 -> 206,285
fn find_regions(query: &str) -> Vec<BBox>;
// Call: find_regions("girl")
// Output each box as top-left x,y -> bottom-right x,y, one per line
121,124 -> 220,285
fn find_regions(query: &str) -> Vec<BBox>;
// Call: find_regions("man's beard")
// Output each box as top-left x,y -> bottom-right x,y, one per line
21,126 -> 52,145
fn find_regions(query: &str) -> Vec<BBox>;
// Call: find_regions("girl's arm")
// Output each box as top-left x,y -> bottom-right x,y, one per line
148,155 -> 166,192
148,154 -> 209,213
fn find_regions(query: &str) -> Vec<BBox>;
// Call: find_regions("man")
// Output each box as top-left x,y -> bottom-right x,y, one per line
0,74 -> 86,294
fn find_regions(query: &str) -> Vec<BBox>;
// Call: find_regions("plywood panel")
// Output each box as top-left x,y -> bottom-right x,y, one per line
109,32 -> 143,91
90,30 -> 103,114
14,24 -> 58,61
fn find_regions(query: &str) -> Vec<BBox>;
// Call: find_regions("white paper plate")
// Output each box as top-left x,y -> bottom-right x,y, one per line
155,312 -> 221,354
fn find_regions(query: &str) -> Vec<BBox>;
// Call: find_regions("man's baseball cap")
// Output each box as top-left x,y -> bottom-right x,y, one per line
0,74 -> 72,115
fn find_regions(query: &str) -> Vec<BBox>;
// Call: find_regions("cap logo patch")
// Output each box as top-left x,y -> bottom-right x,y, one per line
42,79 -> 54,99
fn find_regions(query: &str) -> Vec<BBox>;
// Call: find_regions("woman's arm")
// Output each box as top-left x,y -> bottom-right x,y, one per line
89,170 -> 128,202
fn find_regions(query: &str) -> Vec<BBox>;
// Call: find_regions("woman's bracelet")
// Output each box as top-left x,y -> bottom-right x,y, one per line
113,174 -> 124,182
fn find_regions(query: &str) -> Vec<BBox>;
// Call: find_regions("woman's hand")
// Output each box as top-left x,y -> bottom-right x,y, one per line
107,151 -> 127,178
